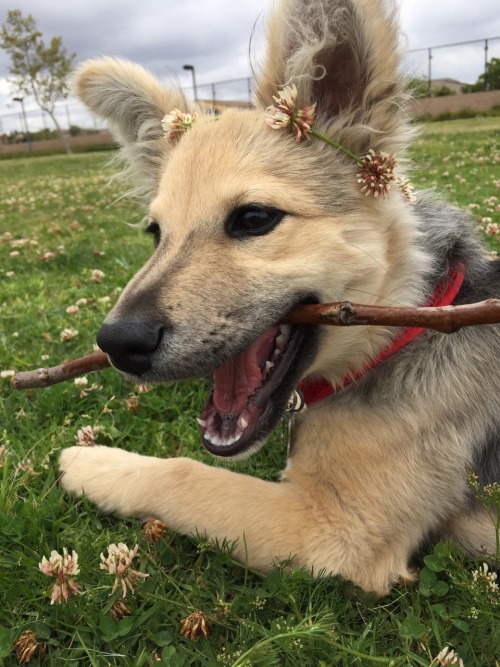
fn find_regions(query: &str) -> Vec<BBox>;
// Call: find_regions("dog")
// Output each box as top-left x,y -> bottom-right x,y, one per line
59,0 -> 500,594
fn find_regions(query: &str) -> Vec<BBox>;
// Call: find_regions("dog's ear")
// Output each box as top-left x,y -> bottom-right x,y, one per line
255,0 -> 410,155
73,57 -> 192,202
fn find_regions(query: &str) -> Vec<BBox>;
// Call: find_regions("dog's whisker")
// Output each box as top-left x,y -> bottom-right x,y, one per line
343,287 -> 402,305
344,242 -> 398,281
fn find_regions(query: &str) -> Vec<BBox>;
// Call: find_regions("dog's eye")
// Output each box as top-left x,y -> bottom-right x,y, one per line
144,220 -> 161,248
226,205 -> 285,238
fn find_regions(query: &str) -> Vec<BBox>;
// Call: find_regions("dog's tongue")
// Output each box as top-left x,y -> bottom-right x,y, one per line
212,326 -> 278,414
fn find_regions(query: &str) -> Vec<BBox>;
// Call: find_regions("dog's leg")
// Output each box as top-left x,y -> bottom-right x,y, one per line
59,446 -> 314,572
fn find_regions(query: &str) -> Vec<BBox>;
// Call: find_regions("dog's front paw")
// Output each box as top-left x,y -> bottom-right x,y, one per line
59,445 -> 152,517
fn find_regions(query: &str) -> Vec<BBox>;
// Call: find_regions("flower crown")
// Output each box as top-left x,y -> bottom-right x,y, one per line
161,84 -> 414,202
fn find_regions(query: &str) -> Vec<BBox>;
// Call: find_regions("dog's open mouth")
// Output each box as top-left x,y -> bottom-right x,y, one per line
198,323 -> 309,457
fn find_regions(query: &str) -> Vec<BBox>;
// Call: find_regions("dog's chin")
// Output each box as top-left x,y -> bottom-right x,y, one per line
198,323 -> 318,458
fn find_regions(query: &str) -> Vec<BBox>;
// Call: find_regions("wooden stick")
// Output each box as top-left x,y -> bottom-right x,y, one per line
283,298 -> 500,334
11,298 -> 500,390
11,352 -> 110,390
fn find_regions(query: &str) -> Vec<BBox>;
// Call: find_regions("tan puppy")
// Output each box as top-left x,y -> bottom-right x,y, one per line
59,0 -> 500,594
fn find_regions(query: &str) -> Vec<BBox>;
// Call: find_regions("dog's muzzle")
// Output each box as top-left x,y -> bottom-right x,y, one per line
96,318 -> 164,376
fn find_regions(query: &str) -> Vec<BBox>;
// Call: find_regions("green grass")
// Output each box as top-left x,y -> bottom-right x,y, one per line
0,119 -> 499,666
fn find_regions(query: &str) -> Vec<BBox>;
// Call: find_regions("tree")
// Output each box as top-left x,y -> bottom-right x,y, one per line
408,77 -> 431,98
0,10 -> 76,153
462,57 -> 500,93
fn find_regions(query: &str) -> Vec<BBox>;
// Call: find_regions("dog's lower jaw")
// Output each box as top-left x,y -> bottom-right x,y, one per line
199,324 -> 320,458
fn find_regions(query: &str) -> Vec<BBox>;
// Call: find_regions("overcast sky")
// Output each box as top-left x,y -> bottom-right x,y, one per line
1,0 -> 500,134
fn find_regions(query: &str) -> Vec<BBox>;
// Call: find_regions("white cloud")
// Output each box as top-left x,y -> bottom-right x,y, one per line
1,0 -> 499,133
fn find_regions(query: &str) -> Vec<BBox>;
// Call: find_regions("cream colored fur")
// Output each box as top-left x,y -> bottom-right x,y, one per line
59,0 -> 498,594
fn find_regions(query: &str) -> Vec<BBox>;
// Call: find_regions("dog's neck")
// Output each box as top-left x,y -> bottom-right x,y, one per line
298,262 -> 465,407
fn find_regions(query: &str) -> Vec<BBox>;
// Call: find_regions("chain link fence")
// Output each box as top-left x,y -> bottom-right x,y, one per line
1,35 -> 499,145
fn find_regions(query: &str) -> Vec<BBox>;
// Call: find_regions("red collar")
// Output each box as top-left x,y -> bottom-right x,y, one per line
298,262 -> 465,407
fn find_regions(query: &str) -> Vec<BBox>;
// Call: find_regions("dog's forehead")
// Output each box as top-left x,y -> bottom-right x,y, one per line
151,109 -> 323,223
158,110 -> 268,198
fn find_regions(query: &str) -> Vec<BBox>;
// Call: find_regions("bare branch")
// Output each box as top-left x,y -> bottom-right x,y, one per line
283,298 -> 500,333
12,352 -> 110,390
11,298 -> 500,390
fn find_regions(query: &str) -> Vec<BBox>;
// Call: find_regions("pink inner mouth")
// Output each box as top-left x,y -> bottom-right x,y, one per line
199,323 -> 292,450
212,326 -> 278,414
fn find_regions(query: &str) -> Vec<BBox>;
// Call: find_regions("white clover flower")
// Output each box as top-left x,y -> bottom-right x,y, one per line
471,562 -> 499,595
75,425 -> 99,446
435,646 -> 464,666
60,328 -> 79,341
485,223 -> 499,236
161,109 -> 198,139
90,269 -> 105,283
100,543 -> 148,597
39,548 -> 80,604
265,84 -> 316,141
74,376 -> 88,389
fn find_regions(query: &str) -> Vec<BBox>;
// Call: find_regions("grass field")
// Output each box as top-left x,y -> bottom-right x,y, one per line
0,118 -> 499,666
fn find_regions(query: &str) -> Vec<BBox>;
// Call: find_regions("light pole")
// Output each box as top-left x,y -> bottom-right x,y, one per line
183,64 -> 198,101
13,96 -> 33,154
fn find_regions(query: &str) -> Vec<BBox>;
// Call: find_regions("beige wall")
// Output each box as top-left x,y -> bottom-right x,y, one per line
3,91 -> 500,156
411,90 -> 500,117
0,131 -> 115,156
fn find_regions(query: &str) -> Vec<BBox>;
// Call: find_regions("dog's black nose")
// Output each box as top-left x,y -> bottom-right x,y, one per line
96,319 -> 164,376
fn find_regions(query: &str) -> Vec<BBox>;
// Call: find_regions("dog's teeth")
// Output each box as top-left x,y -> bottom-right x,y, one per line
279,324 -> 291,339
239,417 -> 249,430
197,418 -> 207,428
276,334 -> 286,348
265,361 -> 274,373
234,433 -> 242,442
273,348 -> 281,358
206,432 -> 218,446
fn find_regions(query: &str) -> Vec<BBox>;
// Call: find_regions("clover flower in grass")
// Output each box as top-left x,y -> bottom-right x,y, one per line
111,599 -> 131,621
15,630 -> 46,664
90,269 -> 105,283
39,548 -> 80,604
0,369 -> 15,379
180,610 -> 211,640
74,376 -> 88,389
265,84 -> 316,141
75,425 -> 100,446
471,562 -> 499,596
60,327 -> 79,341
125,395 -> 140,413
161,109 -> 198,139
100,543 -> 148,597
434,646 -> 464,666
143,518 -> 167,542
